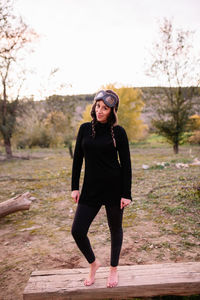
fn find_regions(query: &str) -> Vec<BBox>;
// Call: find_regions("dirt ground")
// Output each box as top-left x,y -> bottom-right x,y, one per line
0,145 -> 199,300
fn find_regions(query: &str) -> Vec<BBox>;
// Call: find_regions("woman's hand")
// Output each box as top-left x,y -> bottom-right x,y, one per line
71,190 -> 80,203
120,197 -> 131,209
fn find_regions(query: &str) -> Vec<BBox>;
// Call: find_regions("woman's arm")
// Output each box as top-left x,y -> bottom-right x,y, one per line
71,124 -> 84,193
117,126 -> 132,201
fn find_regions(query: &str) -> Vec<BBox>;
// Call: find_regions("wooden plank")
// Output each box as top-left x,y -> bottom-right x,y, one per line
23,262 -> 200,300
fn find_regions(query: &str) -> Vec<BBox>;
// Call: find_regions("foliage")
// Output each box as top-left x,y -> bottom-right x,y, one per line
151,88 -> 193,148
44,111 -> 73,148
185,114 -> 200,145
188,131 -> 200,145
80,103 -> 92,123
0,0 -> 37,158
187,114 -> 200,131
147,18 -> 200,154
16,109 -> 52,149
0,99 -> 18,141
113,85 -> 148,141
81,85 -> 148,142
44,96 -> 77,157
13,98 -> 75,157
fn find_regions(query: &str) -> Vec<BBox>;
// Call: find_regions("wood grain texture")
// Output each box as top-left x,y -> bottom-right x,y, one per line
23,262 -> 200,300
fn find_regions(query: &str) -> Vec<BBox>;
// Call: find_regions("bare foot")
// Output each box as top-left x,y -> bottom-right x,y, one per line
84,259 -> 101,286
107,266 -> 118,288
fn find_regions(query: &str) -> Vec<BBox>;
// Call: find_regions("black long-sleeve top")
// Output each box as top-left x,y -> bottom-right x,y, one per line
71,121 -> 132,207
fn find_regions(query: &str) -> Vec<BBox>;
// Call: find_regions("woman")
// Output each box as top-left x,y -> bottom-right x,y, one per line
71,89 -> 132,288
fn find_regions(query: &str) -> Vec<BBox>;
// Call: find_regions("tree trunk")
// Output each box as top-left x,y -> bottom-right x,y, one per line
4,136 -> 13,159
68,143 -> 73,159
0,192 -> 32,218
173,142 -> 179,154
2,74 -> 13,159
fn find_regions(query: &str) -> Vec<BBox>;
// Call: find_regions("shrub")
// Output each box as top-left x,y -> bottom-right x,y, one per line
188,131 -> 200,145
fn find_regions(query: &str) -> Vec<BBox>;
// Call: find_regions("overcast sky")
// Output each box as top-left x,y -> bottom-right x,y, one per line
14,0 -> 200,98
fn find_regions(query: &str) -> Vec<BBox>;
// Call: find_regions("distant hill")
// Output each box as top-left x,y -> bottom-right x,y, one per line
28,87 -> 200,128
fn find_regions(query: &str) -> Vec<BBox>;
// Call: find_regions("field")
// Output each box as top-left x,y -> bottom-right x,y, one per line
0,142 -> 200,300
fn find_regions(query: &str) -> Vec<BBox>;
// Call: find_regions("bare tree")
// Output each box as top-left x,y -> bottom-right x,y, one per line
147,18 -> 200,154
0,0 -> 37,158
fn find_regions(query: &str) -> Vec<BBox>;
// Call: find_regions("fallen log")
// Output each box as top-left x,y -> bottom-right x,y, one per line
0,192 -> 32,218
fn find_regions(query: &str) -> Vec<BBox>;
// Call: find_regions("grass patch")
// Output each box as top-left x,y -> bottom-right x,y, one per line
0,145 -> 200,300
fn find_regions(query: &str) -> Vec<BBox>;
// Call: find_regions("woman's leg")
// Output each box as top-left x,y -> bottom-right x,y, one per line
105,205 -> 124,287
105,205 -> 124,267
71,203 -> 101,285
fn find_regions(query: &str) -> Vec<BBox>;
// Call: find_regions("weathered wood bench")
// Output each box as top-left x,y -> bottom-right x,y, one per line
23,262 -> 200,300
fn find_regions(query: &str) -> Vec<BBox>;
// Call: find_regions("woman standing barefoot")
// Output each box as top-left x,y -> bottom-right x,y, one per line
71,89 -> 132,287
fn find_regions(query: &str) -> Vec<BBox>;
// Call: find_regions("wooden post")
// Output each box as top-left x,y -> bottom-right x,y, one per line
23,262 -> 200,300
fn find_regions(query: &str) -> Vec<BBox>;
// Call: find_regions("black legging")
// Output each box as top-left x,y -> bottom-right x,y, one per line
71,203 -> 124,267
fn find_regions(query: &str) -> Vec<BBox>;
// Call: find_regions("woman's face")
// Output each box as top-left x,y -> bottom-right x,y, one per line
95,100 -> 111,123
